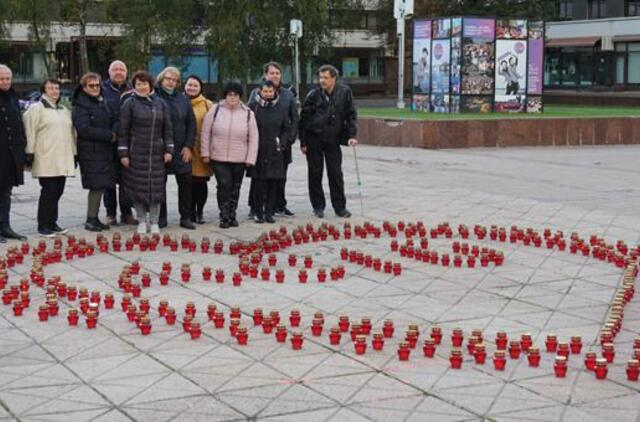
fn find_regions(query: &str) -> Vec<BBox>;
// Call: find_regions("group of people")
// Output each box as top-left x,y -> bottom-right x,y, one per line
0,60 -> 359,242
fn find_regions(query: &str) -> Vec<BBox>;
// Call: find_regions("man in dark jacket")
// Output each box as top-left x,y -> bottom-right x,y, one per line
155,67 -> 197,229
248,61 -> 299,217
0,64 -> 27,242
101,60 -> 137,226
299,64 -> 358,219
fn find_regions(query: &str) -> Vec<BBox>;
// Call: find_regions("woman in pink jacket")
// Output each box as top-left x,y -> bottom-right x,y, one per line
200,82 -> 258,228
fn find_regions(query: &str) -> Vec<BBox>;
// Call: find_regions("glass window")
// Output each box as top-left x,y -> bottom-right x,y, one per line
588,0 -> 606,18
615,43 -> 626,52
578,52 -> 593,86
629,52 -> 640,83
558,0 -> 573,18
616,55 -> 625,84
627,0 -> 640,16
629,42 -> 640,51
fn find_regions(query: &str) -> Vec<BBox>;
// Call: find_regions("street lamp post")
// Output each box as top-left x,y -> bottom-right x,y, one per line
394,0 -> 414,109
290,19 -> 303,102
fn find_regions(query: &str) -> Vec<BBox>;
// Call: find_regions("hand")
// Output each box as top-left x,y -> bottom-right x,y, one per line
120,157 -> 130,168
163,153 -> 172,163
244,162 -> 254,168
181,147 -> 192,163
202,156 -> 210,164
301,146 -> 307,155
348,138 -> 358,147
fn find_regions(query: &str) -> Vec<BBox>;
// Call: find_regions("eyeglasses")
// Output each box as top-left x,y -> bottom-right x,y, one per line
86,83 -> 100,88
164,77 -> 179,82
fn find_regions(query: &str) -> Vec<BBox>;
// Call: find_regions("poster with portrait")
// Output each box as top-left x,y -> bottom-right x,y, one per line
461,18 -> 495,95
451,35 -> 462,94
494,40 -> 527,112
527,21 -> 544,96
460,96 -> 493,113
412,20 -> 432,99
412,94 -> 430,112
527,96 -> 543,113
431,39 -> 450,94
496,19 -> 527,40
432,18 -> 451,39
431,94 -> 450,113
451,95 -> 461,113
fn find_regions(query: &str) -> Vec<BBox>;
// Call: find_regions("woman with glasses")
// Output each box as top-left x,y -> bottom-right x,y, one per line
72,72 -> 117,232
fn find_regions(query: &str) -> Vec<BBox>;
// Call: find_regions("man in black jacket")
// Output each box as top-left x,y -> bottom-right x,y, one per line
299,64 -> 358,218
0,64 -> 27,242
248,61 -> 299,217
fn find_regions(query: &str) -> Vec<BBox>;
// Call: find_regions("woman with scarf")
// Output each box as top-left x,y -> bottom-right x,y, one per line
184,75 -> 214,224
247,81 -> 293,223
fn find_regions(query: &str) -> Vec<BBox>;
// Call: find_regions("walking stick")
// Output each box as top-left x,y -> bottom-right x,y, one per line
352,145 -> 364,216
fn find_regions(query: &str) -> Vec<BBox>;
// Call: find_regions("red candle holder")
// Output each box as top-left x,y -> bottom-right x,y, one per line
329,326 -> 342,345
291,332 -> 304,350
554,356 -> 568,378
275,325 -> 288,342
350,324 -> 362,342
165,307 -> 177,325
496,331 -> 508,350
382,320 -> 394,338
397,341 -> 410,361
626,359 -> 639,381
67,308 -> 79,326
311,318 -> 324,336
304,256 -> 313,269
422,339 -> 436,357
298,269 -> 308,283
570,336 -> 582,354
289,310 -> 301,327
545,334 -> 558,353
236,327 -> 248,345
493,351 -> 507,370
131,283 -> 141,298
584,351 -> 597,370
451,328 -> 464,347
262,317 -> 273,334
182,315 -> 193,333
602,343 -> 615,363
508,341 -> 521,359
354,335 -> 367,355
527,347 -> 541,367
229,318 -> 240,337
474,344 -> 487,364
361,318 -> 372,335
392,263 -> 402,276
12,300 -> 23,316
383,261 -> 393,273
38,304 -> 49,322
557,343 -> 570,358
189,321 -> 202,340
520,333 -> 532,352
450,348 -> 463,369
406,330 -> 418,349
104,293 -> 114,309
158,300 -> 168,317
185,302 -> 196,317
249,308 -> 262,326
140,316 -> 152,335
595,358 -> 608,379
260,267 -> 270,281
338,315 -> 350,332
275,269 -> 285,283
371,332 -> 384,351
288,254 -> 297,267
373,258 -> 382,272
431,326 -> 443,345
85,311 -> 98,329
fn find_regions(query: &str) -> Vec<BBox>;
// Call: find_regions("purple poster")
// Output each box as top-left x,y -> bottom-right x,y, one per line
463,18 -> 495,40
527,21 -> 544,95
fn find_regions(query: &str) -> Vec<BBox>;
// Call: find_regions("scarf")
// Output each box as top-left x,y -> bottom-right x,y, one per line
256,93 -> 279,109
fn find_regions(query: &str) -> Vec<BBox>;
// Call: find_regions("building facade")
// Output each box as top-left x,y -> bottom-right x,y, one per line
546,0 -> 640,89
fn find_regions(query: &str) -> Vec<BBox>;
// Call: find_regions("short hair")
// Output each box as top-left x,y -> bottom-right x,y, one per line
184,74 -> 204,96
79,72 -> 101,87
108,60 -> 127,73
263,61 -> 282,74
156,66 -> 182,87
131,71 -> 154,88
40,78 -> 61,94
258,80 -> 276,91
318,64 -> 339,78
0,64 -> 12,76
222,81 -> 244,98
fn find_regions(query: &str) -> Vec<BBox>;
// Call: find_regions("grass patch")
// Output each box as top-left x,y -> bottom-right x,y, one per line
358,105 -> 640,120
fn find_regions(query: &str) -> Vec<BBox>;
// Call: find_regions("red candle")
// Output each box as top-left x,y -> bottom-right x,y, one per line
557,342 -> 570,358
190,321 -> 202,340
165,307 -> 177,325
85,311 -> 98,329
329,326 -> 342,345
67,308 -> 79,326
626,359 -> 639,381
12,300 -> 23,316
291,332 -> 304,350
554,356 -> 567,378
431,326 -> 443,344
495,331 -> 508,350
361,318 -> 372,335
508,341 -> 521,359
38,304 -> 49,322
232,272 -> 242,286
382,320 -> 394,338
397,341 -> 410,361
298,269 -> 308,283
140,316 -> 152,335
423,339 -> 436,357
213,311 -> 225,328
451,328 -> 464,347
545,334 -> 558,353
449,348 -> 463,369
354,335 -> 367,355
473,343 -> 487,364
289,310 -> 301,327
338,315 -> 350,332
262,317 -> 273,334
493,351 -> 507,370
158,300 -> 168,317
602,343 -> 615,363
236,326 -> 248,345
594,358 -> 608,380
520,333 -> 532,352
584,351 -> 597,370
311,318 -> 323,336
527,347 -> 541,367
275,325 -> 287,342
372,333 -> 384,351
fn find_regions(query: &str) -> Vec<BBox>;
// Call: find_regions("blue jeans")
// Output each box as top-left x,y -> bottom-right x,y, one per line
0,187 -> 11,230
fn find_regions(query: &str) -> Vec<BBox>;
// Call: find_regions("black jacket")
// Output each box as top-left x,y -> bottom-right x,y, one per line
248,83 -> 298,164
248,95 -> 293,180
155,86 -> 196,175
299,83 -> 357,148
0,88 -> 26,190
118,92 -> 174,206
101,79 -> 131,174
72,86 -> 117,190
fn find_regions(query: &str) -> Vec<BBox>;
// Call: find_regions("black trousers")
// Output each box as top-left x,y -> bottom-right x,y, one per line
160,172 -> 193,222
213,162 -> 245,221
0,187 -> 11,230
191,176 -> 209,219
306,141 -> 346,212
253,178 -> 279,217
104,183 -> 133,217
275,162 -> 289,211
37,177 -> 66,229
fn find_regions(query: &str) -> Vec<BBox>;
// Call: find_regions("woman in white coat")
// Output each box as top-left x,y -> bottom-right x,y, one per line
24,79 -> 76,237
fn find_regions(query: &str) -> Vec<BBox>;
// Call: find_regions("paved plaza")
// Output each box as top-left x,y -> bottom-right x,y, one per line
1,144 -> 639,421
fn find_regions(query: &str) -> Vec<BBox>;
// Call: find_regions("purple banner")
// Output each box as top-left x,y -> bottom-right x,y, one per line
463,18 -> 495,40
414,20 -> 432,39
527,38 -> 543,95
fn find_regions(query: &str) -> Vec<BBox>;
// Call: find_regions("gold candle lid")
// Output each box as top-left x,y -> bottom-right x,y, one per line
494,350 -> 506,357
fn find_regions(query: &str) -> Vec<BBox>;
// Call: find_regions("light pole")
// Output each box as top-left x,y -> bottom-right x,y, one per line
394,0 -> 414,109
290,19 -> 303,102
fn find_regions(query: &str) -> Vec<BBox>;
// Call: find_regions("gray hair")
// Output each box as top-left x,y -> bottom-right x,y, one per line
156,66 -> 182,87
0,64 -> 12,76
108,60 -> 127,73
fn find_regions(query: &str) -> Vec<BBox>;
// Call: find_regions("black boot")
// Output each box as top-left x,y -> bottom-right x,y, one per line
84,218 -> 103,232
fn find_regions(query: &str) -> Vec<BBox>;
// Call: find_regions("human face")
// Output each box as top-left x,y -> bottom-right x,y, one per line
44,82 -> 61,101
184,78 -> 201,98
134,80 -> 151,96
265,66 -> 281,88
259,86 -> 275,100
109,61 -> 127,85
161,71 -> 179,91
82,78 -> 101,97
0,68 -> 11,92
319,70 -> 336,93
226,91 -> 240,107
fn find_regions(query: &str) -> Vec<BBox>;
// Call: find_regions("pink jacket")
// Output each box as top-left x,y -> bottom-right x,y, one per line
200,101 -> 258,165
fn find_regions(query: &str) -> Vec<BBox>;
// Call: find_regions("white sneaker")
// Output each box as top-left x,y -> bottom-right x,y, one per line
137,222 -> 148,234
149,224 -> 160,234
